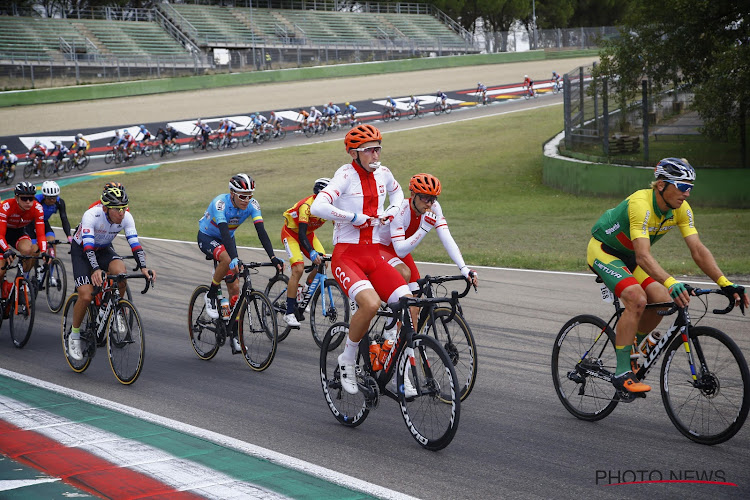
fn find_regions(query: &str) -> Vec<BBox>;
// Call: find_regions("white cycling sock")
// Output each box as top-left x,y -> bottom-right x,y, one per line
340,337 -> 360,365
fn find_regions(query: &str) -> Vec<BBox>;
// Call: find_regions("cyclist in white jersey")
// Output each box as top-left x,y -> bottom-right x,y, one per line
310,124 -> 412,396
67,185 -> 156,360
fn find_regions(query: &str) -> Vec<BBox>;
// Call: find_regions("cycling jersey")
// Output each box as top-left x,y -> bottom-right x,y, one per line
345,105 -> 357,115
591,188 -> 697,256
198,193 -> 263,239
283,195 -> 326,233
0,198 -> 47,253
73,205 -> 145,270
74,137 -> 90,151
310,161 -> 403,245
34,193 -> 71,238
282,195 -> 327,265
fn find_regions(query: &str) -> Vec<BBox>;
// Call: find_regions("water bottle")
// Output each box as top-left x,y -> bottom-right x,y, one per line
97,305 -> 107,324
230,294 -> 239,309
220,296 -> 230,320
369,342 -> 383,371
296,283 -> 308,302
378,338 -> 394,365
639,331 -> 663,356
2,280 -> 12,299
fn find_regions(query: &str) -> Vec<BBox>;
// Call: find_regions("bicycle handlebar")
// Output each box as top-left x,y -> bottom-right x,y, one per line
416,274 -> 474,298
303,255 -> 331,274
96,272 -> 155,295
648,286 -> 742,316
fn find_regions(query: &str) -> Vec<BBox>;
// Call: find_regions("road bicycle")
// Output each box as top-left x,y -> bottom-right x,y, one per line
0,254 -> 36,348
342,114 -> 360,128
61,271 -> 154,385
552,80 -> 562,94
22,156 -> 45,179
155,141 -> 181,157
213,133 -> 239,150
27,244 -> 68,313
366,274 -> 478,401
188,260 -> 278,371
476,90 -> 489,105
382,106 -> 401,122
320,295 -> 461,451
433,101 -> 452,115
265,256 -> 350,346
241,128 -> 266,146
552,277 -> 749,445
523,87 -> 537,99
69,152 -> 89,171
301,121 -> 327,138
406,103 -> 422,120
0,161 -> 16,185
323,115 -> 340,133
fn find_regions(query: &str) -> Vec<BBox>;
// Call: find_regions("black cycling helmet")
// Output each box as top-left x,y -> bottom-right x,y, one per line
101,185 -> 129,207
229,173 -> 255,194
654,157 -> 696,182
313,177 -> 331,195
14,181 -> 36,197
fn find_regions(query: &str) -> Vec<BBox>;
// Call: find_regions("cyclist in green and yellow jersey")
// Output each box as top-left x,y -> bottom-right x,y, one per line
587,157 -> 748,395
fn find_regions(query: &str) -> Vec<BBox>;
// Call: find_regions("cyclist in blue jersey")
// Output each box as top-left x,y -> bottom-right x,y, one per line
26,181 -> 72,282
197,174 -> 284,336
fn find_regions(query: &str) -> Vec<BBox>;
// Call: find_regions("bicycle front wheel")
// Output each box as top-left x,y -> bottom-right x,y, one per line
320,322 -> 370,427
238,290 -> 277,372
310,279 -> 350,349
419,307 -> 478,401
551,314 -> 619,421
398,335 -> 461,451
661,326 -> 750,445
9,278 -> 35,348
76,155 -> 89,170
61,294 -> 94,373
187,285 -> 220,360
45,258 -> 67,313
106,299 -> 144,385
264,274 -> 292,342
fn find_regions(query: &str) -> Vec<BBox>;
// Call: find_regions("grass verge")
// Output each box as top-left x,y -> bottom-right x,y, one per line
60,106 -> 750,277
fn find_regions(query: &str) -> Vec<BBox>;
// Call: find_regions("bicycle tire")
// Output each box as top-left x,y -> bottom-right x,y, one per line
106,298 -> 144,385
238,290 -> 277,372
171,143 -> 181,154
398,334 -> 461,451
303,126 -> 314,138
310,278 -> 350,349
61,293 -> 94,372
23,162 -> 34,179
419,307 -> 478,401
187,285 -> 220,360
241,132 -> 253,147
9,278 -> 35,348
43,162 -> 56,178
444,105 -> 452,114
64,159 -> 74,173
551,314 -> 619,421
276,128 -> 287,140
4,167 -> 15,184
406,109 -> 415,120
382,107 -> 391,122
104,151 -> 116,164
76,155 -> 88,170
228,138 -> 240,149
45,257 -> 67,313
433,104 -> 442,116
661,326 -> 750,445
264,274 -> 292,342
393,111 -> 401,121
320,322 -> 370,427
189,138 -> 201,153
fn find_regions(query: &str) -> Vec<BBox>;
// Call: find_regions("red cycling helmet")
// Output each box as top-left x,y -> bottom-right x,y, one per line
345,124 -> 382,152
409,173 -> 442,196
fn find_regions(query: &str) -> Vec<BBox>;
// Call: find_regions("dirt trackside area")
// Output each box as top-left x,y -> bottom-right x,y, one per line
1,56 -> 596,136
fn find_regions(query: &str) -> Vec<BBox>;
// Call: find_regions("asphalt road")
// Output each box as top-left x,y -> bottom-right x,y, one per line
1,236 -> 748,499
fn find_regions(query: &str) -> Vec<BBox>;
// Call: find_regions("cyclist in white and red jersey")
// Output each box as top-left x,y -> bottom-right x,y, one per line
523,74 -> 534,97
67,184 -> 155,361
380,173 -> 478,292
0,182 -> 48,283
310,124 -> 411,396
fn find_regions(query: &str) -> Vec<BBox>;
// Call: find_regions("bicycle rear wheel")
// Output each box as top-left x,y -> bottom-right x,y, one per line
661,326 -> 750,444
187,285 -> 220,360
310,279 -> 350,349
9,278 -> 35,348
61,293 -> 94,373
264,274 -> 292,342
551,314 -> 619,421
107,299 -> 144,385
238,290 -> 277,372
419,307 -> 477,401
398,335 -> 460,451
320,322 -> 370,427
45,258 -> 67,313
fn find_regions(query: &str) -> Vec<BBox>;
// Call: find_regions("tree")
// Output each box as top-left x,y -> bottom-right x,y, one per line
599,0 -> 750,166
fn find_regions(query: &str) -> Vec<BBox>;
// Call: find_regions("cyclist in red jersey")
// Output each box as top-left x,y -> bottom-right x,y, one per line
0,182 -> 48,284
310,124 -> 411,396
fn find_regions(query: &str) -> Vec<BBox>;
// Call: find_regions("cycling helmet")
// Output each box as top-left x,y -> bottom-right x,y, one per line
15,182 -> 36,197
54,140 -> 61,146
123,130 -> 131,136
311,106 -> 317,112
409,173 -> 442,196
525,74 -> 528,78
654,157 -> 696,182
552,71 -> 557,76
345,124 -> 382,152
477,82 -> 482,86
34,139 -> 41,146
229,173 -> 255,194
345,102 -> 350,106
139,125 -> 146,129
1,144 -> 6,150
313,177 -> 331,195
76,133 -> 82,139
41,180 -> 60,197
103,181 -> 124,191
100,185 -> 128,208
328,102 -> 333,106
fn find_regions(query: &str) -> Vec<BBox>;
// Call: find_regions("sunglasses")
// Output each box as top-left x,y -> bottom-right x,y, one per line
416,193 -> 437,204
235,193 -> 254,201
108,206 -> 128,214
18,196 -> 35,202
665,180 -> 693,193
44,196 -> 57,201
353,146 -> 381,154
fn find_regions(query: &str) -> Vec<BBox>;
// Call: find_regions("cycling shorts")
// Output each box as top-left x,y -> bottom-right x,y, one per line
26,220 -> 56,242
197,231 -> 227,261
586,237 -> 655,297
2,227 -> 32,252
331,243 -> 409,303
71,241 -> 121,288
281,225 -> 325,266
379,244 -> 420,292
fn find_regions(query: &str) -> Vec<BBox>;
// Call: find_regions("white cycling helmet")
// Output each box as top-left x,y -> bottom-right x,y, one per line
42,180 -> 60,197
54,140 -> 61,146
76,133 -> 82,139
